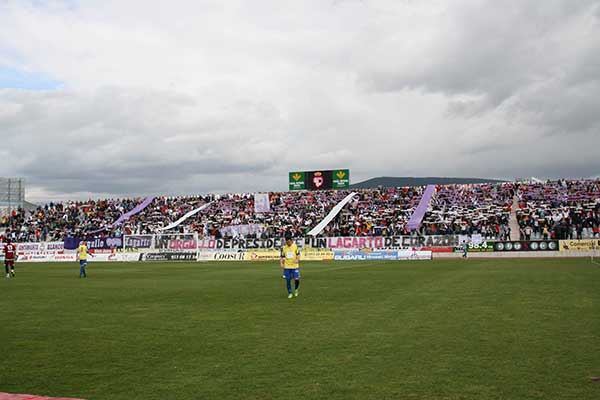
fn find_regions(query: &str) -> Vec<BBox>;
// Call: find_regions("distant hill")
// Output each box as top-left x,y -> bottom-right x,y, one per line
350,176 -> 507,189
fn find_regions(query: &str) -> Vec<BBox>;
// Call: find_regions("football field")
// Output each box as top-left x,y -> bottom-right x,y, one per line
1,259 -> 599,400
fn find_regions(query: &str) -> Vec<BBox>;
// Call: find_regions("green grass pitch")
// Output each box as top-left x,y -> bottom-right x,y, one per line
1,259 -> 599,399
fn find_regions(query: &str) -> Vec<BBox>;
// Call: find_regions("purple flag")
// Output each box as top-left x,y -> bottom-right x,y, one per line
84,196 -> 155,234
407,185 -> 436,231
112,196 -> 155,226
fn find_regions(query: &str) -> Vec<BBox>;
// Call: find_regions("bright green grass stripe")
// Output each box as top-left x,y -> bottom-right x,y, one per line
1,259 -> 599,399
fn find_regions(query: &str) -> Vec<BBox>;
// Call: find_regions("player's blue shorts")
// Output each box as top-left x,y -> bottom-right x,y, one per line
282,268 -> 300,279
80,259 -> 87,266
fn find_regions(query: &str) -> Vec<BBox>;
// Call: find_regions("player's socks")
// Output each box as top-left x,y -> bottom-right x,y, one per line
285,278 -> 292,294
294,279 -> 300,289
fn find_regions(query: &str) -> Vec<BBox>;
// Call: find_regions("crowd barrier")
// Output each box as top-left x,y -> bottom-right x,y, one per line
2,235 -> 597,263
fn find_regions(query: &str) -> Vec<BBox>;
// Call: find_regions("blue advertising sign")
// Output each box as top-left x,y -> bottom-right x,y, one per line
334,250 -> 399,261
64,236 -> 123,250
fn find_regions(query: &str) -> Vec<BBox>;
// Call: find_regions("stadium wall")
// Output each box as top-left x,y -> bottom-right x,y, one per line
434,251 -> 596,259
2,236 -> 597,262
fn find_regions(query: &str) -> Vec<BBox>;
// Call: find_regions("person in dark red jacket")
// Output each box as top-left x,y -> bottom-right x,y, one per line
3,237 -> 16,278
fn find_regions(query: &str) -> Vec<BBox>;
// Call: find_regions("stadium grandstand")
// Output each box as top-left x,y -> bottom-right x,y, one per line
1,179 -> 599,243
4,2 -> 600,399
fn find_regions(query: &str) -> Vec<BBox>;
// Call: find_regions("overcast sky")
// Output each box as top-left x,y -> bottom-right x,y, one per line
1,0 -> 599,202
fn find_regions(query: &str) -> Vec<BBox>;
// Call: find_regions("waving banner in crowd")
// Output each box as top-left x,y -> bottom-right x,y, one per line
407,184 -> 436,231
63,234 -> 461,251
307,192 -> 357,236
158,202 -> 212,231
196,237 -> 302,250
64,236 -> 124,250
219,224 -> 264,238
254,193 -> 270,213
306,235 -> 460,249
192,235 -> 459,250
112,196 -> 155,226
87,197 -> 156,234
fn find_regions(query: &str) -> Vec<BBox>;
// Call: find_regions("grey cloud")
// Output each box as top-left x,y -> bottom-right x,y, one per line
446,97 -> 492,118
0,87 -> 286,199
362,0 -> 600,108
508,80 -> 600,135
564,37 -> 600,87
2,1 -> 600,202
358,0 -> 600,172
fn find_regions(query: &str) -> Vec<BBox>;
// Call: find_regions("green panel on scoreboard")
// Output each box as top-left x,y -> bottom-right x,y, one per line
332,169 -> 350,189
289,172 -> 305,190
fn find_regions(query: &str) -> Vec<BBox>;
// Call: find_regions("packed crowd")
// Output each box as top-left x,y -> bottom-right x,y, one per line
323,186 -> 423,237
0,198 -> 148,242
0,187 -> 424,241
515,179 -> 600,240
421,183 -> 515,240
2,180 -> 600,242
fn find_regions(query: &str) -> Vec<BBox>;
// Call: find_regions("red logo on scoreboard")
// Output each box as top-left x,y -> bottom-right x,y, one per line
313,172 -> 324,188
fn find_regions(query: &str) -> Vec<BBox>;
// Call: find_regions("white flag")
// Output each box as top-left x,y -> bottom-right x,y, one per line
254,193 -> 271,213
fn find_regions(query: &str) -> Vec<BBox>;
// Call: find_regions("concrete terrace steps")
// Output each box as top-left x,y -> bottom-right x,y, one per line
509,195 -> 521,241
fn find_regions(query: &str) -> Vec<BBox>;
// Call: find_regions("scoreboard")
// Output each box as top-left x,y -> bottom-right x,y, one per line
288,169 -> 350,191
